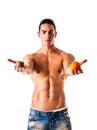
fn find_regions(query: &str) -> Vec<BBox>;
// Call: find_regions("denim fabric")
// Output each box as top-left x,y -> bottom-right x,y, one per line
27,107 -> 72,130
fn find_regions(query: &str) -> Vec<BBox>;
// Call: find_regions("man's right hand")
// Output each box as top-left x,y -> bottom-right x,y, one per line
8,58 -> 34,74
8,59 -> 25,72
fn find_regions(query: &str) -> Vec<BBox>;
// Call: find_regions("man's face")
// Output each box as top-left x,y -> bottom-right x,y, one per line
37,24 -> 57,46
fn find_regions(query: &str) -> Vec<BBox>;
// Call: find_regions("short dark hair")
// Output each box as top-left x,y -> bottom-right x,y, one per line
38,18 -> 56,32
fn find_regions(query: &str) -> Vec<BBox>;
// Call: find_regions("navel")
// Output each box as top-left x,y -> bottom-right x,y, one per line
58,70 -> 61,73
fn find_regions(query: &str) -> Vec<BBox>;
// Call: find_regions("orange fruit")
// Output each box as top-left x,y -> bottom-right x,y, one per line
70,61 -> 81,71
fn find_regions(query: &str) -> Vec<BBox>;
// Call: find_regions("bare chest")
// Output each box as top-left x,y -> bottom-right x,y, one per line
33,54 -> 63,75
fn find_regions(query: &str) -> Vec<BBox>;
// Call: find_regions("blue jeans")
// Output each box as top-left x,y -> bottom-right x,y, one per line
27,107 -> 72,130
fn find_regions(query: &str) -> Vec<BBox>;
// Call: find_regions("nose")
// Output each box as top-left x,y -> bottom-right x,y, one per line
45,32 -> 51,39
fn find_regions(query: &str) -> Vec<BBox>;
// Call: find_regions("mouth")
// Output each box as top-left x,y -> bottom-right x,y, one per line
45,39 -> 51,42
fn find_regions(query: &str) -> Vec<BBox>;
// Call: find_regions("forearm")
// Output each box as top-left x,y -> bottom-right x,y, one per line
65,67 -> 74,76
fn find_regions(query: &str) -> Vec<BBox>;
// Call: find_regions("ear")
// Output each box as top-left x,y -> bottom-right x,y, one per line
37,32 -> 40,37
55,32 -> 57,38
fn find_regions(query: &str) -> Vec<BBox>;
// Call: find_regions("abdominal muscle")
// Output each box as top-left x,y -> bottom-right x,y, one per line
31,75 -> 66,111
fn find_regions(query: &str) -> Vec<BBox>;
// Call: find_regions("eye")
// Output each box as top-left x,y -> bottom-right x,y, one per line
41,30 -> 46,34
43,31 -> 46,34
49,31 -> 54,35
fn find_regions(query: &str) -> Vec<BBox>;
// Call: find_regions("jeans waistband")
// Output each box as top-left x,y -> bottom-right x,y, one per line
30,107 -> 68,117
31,106 -> 68,112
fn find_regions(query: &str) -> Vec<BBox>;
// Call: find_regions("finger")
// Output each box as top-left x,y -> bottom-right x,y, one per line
8,59 -> 16,64
78,68 -> 83,74
73,69 -> 83,75
72,70 -> 75,75
80,59 -> 87,65
73,70 -> 78,75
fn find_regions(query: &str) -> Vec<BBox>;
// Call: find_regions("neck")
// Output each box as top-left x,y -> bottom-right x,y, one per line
41,44 -> 55,55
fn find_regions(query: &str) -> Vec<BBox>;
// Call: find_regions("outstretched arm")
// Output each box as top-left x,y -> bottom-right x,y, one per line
7,56 -> 34,74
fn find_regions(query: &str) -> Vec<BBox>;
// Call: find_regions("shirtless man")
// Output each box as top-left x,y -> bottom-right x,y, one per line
8,18 -> 87,130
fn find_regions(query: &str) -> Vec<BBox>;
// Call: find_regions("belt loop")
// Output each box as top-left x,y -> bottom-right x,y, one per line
38,110 -> 40,118
59,111 -> 62,117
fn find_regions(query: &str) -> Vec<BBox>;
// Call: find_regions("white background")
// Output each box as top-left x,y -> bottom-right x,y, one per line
0,0 -> 97,129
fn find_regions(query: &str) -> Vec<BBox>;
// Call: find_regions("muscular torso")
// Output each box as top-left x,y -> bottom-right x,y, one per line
26,48 -> 71,111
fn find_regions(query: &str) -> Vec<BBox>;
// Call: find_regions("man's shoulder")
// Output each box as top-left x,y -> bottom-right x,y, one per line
56,48 -> 75,60
23,53 -> 36,59
55,47 -> 68,56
